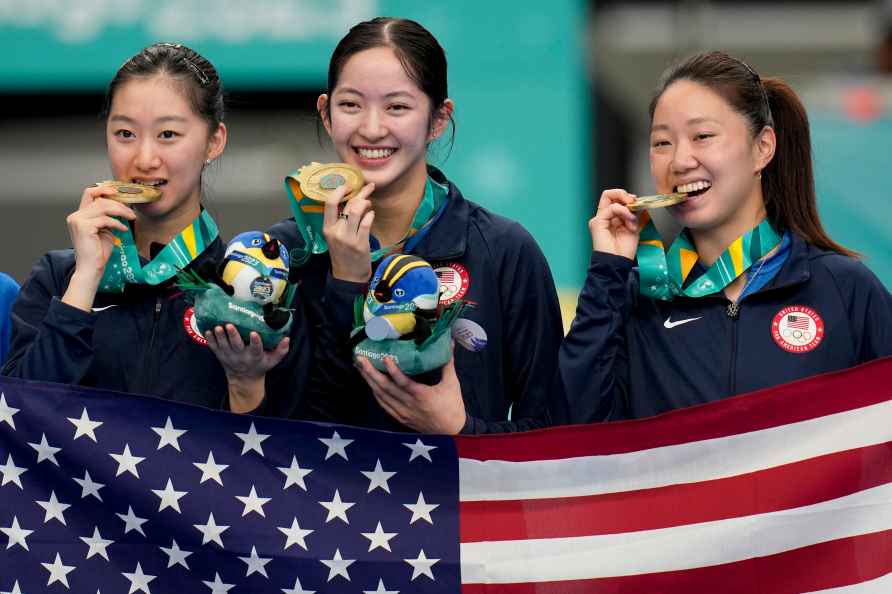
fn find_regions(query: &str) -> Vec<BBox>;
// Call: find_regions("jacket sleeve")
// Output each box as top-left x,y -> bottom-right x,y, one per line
826,257 -> 892,362
1,254 -> 98,384
557,251 -> 634,424
460,223 -> 564,434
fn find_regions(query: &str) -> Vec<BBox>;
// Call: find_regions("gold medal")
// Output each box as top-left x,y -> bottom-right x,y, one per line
294,162 -> 364,202
627,192 -> 688,212
96,180 -> 162,204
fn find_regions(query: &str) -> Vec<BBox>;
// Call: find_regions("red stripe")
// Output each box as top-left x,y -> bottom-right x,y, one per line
460,442 -> 892,542
461,528 -> 892,593
455,357 -> 892,462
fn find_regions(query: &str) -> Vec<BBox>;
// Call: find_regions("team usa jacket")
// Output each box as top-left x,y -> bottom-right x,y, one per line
2,238 -> 311,416
268,167 -> 564,434
559,233 -> 892,422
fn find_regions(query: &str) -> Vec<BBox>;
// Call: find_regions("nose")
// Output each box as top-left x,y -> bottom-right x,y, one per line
134,138 -> 162,171
358,107 -> 387,141
670,138 -> 698,174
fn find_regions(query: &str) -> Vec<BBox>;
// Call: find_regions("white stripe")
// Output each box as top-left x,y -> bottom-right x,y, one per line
459,398 -> 892,501
460,482 -> 892,584
805,571 -> 892,593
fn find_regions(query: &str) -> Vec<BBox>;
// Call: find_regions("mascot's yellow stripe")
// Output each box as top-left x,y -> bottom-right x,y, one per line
680,247 -> 698,280
387,260 -> 428,285
182,223 -> 198,258
382,254 -> 413,281
729,236 -> 744,276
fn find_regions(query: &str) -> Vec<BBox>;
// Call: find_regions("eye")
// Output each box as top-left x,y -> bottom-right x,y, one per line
693,133 -> 715,141
338,101 -> 360,111
651,139 -> 670,148
394,288 -> 406,298
113,129 -> 134,139
388,104 -> 410,113
159,130 -> 179,140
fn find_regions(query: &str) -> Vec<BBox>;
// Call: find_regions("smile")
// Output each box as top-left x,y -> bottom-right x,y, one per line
132,178 -> 167,188
675,180 -> 711,197
355,147 -> 396,160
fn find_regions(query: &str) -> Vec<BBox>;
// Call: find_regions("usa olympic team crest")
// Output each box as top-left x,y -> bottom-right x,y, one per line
183,306 -> 208,346
434,262 -> 470,305
771,305 -> 824,353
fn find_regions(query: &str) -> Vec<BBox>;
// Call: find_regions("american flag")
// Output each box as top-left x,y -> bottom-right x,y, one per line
2,356 -> 892,593
787,314 -> 812,330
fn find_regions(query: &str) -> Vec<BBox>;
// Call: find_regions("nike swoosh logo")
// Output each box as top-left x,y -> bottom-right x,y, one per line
91,305 -> 120,312
664,316 -> 702,329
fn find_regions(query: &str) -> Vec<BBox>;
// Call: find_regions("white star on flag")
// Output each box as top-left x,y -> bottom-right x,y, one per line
319,430 -> 353,460
1,516 -> 32,551
361,521 -> 397,552
41,553 -> 75,588
0,454 -> 27,489
193,451 -> 228,486
0,393 -> 19,429
239,545 -> 272,578
0,580 -> 22,594
28,433 -> 61,466
281,577 -> 315,594
235,485 -> 271,517
109,444 -> 145,478
278,455 -> 313,491
202,572 -> 235,593
403,438 -> 436,462
405,549 -> 439,581
151,417 -> 187,451
234,422 -> 269,456
159,539 -> 192,569
67,407 -> 102,441
319,489 -> 355,524
121,562 -> 156,594
116,506 -> 148,536
80,527 -> 114,561
362,459 -> 396,493
320,548 -> 355,582
194,513 -> 229,547
278,517 -> 314,551
404,491 -> 439,525
36,491 -> 70,525
152,478 -> 188,513
364,579 -> 399,594
73,469 -> 104,501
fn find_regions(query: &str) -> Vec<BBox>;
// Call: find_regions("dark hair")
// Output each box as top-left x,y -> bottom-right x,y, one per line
102,43 -> 225,134
324,17 -> 455,150
649,51 -> 854,257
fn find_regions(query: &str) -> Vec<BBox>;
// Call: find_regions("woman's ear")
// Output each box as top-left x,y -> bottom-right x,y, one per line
754,125 -> 776,173
428,98 -> 454,142
206,122 -> 228,162
317,94 -> 332,135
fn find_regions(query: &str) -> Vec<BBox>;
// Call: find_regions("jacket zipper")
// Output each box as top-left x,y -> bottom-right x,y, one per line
139,296 -> 163,394
726,300 -> 739,395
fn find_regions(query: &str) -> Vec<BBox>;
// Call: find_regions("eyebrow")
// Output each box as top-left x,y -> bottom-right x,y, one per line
335,87 -> 415,99
651,117 -> 720,132
108,115 -> 189,124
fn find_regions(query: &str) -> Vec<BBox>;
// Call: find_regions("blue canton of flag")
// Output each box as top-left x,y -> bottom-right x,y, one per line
0,377 -> 459,593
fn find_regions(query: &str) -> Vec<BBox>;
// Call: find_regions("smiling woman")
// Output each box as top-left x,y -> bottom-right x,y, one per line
557,51 -> 892,424
2,43 -> 310,416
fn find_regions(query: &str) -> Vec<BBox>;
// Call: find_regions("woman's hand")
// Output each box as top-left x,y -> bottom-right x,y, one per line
62,185 -> 136,311
355,351 -> 467,435
322,182 -> 376,283
588,189 -> 641,260
205,324 -> 290,413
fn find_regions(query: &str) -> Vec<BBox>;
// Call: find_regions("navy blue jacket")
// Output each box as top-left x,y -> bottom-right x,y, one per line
559,234 -> 892,422
0,272 -> 19,365
2,239 -> 311,416
268,167 -> 564,433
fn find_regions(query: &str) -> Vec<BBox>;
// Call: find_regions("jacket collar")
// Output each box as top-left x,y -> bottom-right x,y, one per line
762,231 -> 812,292
409,166 -> 470,262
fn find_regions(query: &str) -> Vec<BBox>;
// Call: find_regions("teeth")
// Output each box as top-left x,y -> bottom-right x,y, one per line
134,179 -> 165,187
357,148 -> 395,159
677,181 -> 711,193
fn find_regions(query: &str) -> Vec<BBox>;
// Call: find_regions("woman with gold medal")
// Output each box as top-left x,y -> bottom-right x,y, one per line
559,51 -> 892,423
3,44 -> 310,416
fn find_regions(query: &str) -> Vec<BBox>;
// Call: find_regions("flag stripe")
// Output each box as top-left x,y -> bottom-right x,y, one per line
460,529 -> 892,594
806,571 -> 892,593
455,357 -> 892,462
460,441 -> 892,542
458,398 -> 892,502
459,481 -> 892,584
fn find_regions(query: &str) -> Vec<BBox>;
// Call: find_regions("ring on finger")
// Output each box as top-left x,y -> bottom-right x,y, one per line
338,212 -> 349,221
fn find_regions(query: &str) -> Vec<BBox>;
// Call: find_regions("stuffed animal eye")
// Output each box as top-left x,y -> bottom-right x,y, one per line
394,288 -> 405,298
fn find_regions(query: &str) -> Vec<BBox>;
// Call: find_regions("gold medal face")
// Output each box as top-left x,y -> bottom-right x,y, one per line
96,180 -> 163,204
295,162 -> 364,202
627,192 -> 688,212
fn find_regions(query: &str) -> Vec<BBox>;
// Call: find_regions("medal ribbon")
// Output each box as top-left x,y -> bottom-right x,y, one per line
284,174 -> 448,265
636,213 -> 781,300
98,210 -> 219,293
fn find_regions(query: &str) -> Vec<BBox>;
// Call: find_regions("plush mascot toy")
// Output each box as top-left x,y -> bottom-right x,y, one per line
351,254 -> 468,375
179,231 -> 294,349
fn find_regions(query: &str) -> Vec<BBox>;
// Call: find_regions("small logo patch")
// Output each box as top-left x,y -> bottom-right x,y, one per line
183,306 -> 208,346
772,305 -> 824,353
435,262 -> 470,305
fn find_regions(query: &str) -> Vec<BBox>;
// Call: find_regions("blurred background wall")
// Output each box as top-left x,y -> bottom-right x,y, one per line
2,0 -> 890,325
